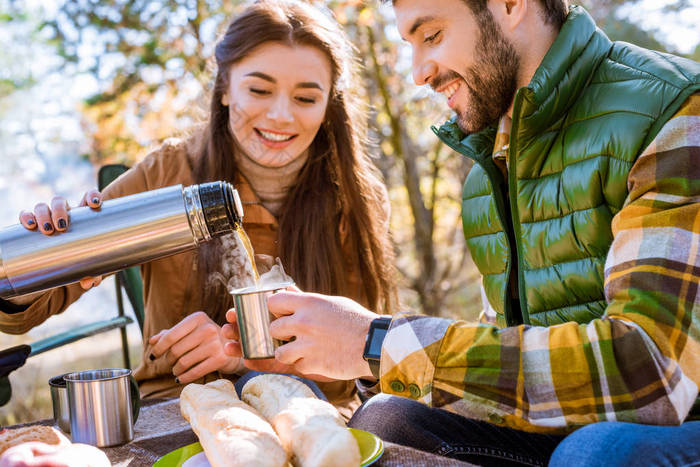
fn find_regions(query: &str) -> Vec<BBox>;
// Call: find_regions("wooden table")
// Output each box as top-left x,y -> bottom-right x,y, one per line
25,398 -> 475,466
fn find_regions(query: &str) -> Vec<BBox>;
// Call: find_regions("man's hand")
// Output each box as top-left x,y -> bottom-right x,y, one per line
266,291 -> 375,381
149,312 -> 242,384
221,308 -> 333,382
221,309 -> 293,373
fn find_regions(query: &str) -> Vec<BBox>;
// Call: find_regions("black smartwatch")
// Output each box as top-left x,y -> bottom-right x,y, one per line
362,316 -> 392,380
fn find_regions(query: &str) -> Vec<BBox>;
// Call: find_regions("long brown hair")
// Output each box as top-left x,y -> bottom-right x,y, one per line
194,0 -> 396,322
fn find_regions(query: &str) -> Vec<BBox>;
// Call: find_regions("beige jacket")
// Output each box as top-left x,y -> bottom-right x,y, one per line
0,137 -> 381,418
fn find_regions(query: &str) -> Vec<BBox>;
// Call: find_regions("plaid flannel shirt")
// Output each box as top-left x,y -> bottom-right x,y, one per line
379,93 -> 700,434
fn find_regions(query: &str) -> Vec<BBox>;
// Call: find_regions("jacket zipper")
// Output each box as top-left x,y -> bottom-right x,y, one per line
432,125 -> 521,326
507,89 -> 530,325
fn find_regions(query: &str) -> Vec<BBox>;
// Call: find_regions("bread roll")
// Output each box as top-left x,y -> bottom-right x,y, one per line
242,375 -> 361,467
0,425 -> 70,456
180,379 -> 287,467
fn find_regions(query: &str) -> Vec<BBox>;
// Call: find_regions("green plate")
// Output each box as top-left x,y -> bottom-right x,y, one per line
349,428 -> 384,466
153,428 -> 383,467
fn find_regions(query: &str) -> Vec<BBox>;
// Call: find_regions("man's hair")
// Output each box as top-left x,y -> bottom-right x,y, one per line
462,0 -> 568,28
388,0 -> 569,30
537,0 -> 569,27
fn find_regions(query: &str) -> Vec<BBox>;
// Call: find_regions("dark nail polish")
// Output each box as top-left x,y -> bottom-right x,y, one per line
58,219 -> 66,229
175,377 -> 180,384
149,353 -> 155,361
43,222 -> 53,231
26,219 -> 35,226
92,197 -> 100,205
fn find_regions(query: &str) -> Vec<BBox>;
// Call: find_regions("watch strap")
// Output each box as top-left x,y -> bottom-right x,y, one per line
367,358 -> 380,380
363,315 -> 392,380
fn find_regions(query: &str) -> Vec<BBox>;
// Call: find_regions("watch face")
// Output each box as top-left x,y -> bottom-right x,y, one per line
367,327 -> 387,359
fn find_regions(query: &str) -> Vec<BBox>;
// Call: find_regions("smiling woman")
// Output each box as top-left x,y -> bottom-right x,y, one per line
0,0 -> 397,420
223,46 -> 331,167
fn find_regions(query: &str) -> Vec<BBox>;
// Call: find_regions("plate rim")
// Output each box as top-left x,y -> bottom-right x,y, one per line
153,441 -> 203,467
349,427 -> 384,466
153,428 -> 383,467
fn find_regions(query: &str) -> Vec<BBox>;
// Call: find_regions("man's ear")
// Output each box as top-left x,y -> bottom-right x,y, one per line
490,0 -> 528,32
221,92 -> 230,106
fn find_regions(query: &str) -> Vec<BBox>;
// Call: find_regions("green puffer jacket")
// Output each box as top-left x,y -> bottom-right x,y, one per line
434,6 -> 700,327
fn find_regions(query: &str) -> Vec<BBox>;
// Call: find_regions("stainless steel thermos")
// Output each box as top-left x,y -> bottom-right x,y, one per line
0,182 -> 244,299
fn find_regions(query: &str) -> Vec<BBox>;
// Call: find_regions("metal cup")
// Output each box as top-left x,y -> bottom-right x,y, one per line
64,368 -> 140,447
232,282 -> 292,359
49,373 -> 71,433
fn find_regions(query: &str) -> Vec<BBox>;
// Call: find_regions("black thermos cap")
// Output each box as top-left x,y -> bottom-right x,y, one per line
198,181 -> 241,237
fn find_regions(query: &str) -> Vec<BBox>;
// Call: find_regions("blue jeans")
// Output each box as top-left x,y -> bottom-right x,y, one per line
549,421 -> 700,467
349,394 -> 700,467
348,394 -> 564,466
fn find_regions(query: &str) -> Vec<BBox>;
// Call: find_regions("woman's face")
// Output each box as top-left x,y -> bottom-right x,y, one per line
222,42 -> 332,167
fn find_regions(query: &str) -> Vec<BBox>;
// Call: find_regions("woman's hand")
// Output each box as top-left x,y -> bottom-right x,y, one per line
18,189 -> 104,291
149,312 -> 243,385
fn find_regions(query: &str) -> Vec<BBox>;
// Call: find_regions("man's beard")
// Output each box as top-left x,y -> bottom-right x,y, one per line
435,8 -> 520,133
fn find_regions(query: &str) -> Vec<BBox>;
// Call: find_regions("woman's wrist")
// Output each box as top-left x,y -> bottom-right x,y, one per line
220,356 -> 245,375
4,290 -> 44,306
0,296 -> 38,314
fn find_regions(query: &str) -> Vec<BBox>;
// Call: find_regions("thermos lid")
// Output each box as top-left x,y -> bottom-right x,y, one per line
198,181 -> 243,236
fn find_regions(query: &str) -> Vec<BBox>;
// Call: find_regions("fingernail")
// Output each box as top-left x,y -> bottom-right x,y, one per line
92,197 -> 100,205
43,222 -> 53,231
58,219 -> 66,229
27,219 -> 35,226
149,353 -> 155,361
175,377 -> 180,384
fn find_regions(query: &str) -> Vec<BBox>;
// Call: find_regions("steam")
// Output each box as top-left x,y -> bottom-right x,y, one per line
227,257 -> 294,294
207,232 -> 257,291
256,257 -> 294,289
207,231 -> 293,294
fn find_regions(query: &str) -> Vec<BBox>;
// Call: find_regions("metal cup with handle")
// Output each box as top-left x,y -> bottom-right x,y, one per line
48,373 -> 71,433
231,282 -> 293,359
64,368 -> 140,447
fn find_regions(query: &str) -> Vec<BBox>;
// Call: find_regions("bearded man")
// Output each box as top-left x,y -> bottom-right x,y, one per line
225,0 -> 700,464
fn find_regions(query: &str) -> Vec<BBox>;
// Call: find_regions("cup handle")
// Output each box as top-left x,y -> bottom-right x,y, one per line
129,375 -> 140,424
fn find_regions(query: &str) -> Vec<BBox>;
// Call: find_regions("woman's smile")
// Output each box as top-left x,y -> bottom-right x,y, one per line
254,128 -> 299,149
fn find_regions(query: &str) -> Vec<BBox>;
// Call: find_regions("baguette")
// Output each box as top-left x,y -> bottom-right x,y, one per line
0,425 -> 70,456
180,379 -> 287,467
242,374 -> 361,467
